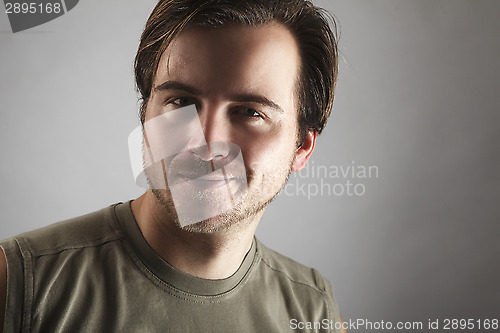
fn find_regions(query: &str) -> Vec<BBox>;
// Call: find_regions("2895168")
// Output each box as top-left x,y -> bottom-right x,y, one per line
5,2 -> 62,14
443,319 -> 499,330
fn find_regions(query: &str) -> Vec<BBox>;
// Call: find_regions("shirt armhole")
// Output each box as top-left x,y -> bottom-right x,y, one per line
313,268 -> 342,333
0,238 -> 30,333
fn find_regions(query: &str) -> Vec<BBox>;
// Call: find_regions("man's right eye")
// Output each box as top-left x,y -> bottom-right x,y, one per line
169,97 -> 195,108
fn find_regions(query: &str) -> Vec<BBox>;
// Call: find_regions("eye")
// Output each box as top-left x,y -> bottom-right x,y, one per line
168,97 -> 196,108
234,107 -> 263,119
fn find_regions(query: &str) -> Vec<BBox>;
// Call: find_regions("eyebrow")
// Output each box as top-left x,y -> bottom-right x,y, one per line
154,80 -> 284,113
230,94 -> 284,114
154,81 -> 202,95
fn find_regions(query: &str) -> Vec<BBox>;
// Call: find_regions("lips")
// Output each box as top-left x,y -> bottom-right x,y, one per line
183,172 -> 233,182
174,168 -> 244,189
187,176 -> 237,191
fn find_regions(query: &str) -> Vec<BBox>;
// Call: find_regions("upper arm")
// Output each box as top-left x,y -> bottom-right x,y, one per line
0,248 -> 7,333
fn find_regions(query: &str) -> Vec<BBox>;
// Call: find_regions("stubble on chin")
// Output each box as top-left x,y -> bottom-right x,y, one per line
147,154 -> 295,234
149,179 -> 288,234
150,187 -> 270,233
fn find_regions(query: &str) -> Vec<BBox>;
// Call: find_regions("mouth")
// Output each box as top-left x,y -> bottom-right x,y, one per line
175,171 -> 243,188
164,142 -> 248,192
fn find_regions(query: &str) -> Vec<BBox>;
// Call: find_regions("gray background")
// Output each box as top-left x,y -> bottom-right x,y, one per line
1,0 -> 499,331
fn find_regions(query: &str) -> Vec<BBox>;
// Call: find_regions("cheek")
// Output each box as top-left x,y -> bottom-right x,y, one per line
143,104 -> 157,123
144,99 -> 163,122
240,125 -> 297,176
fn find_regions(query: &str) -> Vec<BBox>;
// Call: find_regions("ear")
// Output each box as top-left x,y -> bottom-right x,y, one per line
291,131 -> 317,172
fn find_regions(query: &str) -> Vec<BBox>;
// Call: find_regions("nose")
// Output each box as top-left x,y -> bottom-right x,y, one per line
191,142 -> 231,162
190,106 -> 231,161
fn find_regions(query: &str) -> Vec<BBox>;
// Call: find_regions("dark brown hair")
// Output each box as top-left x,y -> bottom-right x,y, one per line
135,0 -> 339,142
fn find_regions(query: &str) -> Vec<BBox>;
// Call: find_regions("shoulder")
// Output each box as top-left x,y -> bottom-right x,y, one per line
253,239 -> 341,327
0,203 -> 128,332
254,239 -> 331,295
2,203 -> 124,258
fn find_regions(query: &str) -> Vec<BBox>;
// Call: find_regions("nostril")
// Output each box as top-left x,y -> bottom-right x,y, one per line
191,142 -> 231,161
207,142 -> 230,160
212,152 -> 226,159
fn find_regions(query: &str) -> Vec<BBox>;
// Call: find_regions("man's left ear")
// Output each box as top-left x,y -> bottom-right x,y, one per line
291,130 -> 317,172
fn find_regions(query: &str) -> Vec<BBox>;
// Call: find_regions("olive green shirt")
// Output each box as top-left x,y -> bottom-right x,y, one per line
1,202 -> 340,332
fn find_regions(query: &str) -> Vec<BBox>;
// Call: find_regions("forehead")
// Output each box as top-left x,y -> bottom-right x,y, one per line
154,23 -> 300,110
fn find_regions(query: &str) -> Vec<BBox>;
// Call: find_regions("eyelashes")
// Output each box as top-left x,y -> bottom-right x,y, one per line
168,96 -> 196,108
165,96 -> 266,121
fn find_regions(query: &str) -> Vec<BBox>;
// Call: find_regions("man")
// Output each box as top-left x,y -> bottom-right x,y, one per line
0,0 -> 345,331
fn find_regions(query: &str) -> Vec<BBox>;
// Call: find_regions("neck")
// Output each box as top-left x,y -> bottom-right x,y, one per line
131,191 -> 261,279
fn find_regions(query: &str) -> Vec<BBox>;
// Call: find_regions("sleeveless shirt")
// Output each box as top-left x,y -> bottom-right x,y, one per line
0,202 -> 341,332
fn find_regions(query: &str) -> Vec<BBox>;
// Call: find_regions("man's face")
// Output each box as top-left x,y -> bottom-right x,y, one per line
143,23 -> 312,232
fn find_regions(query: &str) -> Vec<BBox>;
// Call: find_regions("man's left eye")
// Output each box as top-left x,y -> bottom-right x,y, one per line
235,107 -> 262,118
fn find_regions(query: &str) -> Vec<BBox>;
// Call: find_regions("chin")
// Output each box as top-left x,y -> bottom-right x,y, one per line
150,171 -> 284,232
179,215 -> 236,233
